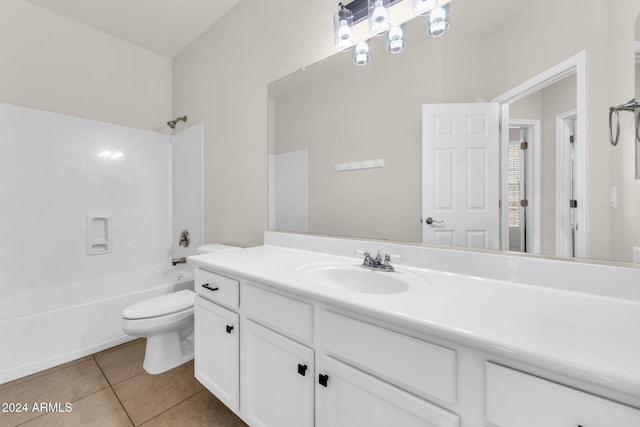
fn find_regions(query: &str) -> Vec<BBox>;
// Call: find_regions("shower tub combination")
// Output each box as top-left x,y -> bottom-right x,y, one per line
0,268 -> 193,384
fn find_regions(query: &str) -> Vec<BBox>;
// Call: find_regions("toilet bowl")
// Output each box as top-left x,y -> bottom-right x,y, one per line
121,243 -> 241,374
122,290 -> 196,374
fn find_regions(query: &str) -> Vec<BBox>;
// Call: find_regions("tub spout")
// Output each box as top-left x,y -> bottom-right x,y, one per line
172,257 -> 187,266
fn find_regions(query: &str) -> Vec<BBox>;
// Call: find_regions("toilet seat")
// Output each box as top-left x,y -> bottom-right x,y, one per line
122,289 -> 195,320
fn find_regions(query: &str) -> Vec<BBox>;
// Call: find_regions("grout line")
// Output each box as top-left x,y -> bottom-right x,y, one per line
137,389 -> 204,426
92,355 -> 136,427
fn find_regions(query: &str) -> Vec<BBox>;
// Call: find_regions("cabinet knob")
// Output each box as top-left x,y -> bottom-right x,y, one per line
202,283 -> 219,292
297,364 -> 308,376
318,373 -> 329,387
226,325 -> 234,334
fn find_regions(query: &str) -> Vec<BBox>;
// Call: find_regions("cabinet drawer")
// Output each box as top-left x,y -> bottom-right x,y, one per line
486,363 -> 640,427
322,311 -> 456,404
195,268 -> 239,310
242,284 -> 313,343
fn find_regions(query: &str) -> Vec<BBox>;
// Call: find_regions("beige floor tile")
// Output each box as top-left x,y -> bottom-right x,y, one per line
95,340 -> 146,385
19,388 -> 133,427
112,361 -> 204,426
141,390 -> 247,427
0,359 -> 109,426
0,356 -> 93,392
93,338 -> 143,359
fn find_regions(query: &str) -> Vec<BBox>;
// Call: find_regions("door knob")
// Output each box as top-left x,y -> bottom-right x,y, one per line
424,217 -> 443,225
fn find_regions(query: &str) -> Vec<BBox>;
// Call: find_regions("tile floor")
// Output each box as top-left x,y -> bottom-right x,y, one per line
0,339 -> 248,426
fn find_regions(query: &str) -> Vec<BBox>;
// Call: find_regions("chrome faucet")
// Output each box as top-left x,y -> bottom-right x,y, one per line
172,257 -> 186,266
360,251 -> 395,272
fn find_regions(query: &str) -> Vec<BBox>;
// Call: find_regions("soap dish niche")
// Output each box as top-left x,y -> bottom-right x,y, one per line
86,215 -> 112,255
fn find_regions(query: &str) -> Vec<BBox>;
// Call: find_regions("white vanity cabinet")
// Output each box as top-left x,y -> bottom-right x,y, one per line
194,295 -> 239,412
192,263 -> 640,427
486,363 -> 640,427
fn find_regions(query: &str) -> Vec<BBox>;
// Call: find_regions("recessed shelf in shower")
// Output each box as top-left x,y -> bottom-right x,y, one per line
86,215 -> 112,255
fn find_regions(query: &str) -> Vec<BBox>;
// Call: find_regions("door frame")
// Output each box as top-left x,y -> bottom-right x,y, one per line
556,109 -> 579,257
508,119 -> 541,254
493,51 -> 587,256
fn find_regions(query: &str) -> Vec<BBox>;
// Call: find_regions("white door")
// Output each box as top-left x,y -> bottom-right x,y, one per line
422,103 -> 500,249
240,318 -> 314,427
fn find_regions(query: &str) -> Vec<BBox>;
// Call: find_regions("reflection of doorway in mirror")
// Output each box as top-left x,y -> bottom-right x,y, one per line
507,120 -> 541,255
555,110 -> 580,258
500,55 -> 583,258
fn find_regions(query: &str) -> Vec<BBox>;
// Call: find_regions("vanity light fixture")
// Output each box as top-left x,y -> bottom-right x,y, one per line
335,0 -> 451,65
353,40 -> 371,65
334,3 -> 355,51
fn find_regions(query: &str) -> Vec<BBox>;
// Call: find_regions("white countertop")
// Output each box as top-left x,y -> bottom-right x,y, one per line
189,244 -> 640,399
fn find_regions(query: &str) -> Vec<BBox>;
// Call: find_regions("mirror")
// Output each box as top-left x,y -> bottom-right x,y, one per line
268,0 -> 640,264
636,13 -> 640,180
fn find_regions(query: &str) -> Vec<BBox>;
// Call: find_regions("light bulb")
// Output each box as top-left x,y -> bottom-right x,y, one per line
338,19 -> 352,41
369,0 -> 390,36
334,7 -> 354,51
387,25 -> 406,53
413,0 -> 437,16
372,0 -> 388,23
353,41 -> 370,65
427,5 -> 450,37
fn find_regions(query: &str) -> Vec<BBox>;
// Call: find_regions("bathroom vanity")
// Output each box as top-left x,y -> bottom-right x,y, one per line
188,232 -> 640,427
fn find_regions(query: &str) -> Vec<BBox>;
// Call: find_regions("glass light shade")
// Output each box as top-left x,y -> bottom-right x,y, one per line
387,24 -> 406,54
368,0 -> 391,36
427,4 -> 450,37
334,7 -> 354,51
353,41 -> 371,65
412,0 -> 437,16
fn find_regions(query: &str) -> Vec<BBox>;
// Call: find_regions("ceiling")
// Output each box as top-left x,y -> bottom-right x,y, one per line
24,0 -> 240,58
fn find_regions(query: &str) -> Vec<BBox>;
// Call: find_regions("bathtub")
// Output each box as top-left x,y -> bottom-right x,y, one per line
0,268 -> 194,384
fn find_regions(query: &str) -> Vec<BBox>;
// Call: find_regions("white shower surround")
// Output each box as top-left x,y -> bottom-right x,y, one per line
0,103 -> 202,383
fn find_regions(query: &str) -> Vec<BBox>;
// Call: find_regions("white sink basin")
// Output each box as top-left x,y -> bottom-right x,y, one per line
297,262 -> 428,294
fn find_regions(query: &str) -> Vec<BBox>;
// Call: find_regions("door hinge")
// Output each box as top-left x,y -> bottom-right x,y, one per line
520,199 -> 528,207
569,199 -> 578,208
499,122 -> 502,132
520,141 -> 528,150
570,135 -> 575,144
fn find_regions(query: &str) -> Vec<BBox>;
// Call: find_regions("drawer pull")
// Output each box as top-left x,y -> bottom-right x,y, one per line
202,283 -> 219,292
226,325 -> 234,334
319,373 -> 329,387
297,364 -> 308,376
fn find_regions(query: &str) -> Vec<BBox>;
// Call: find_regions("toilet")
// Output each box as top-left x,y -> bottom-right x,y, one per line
121,244 -> 240,374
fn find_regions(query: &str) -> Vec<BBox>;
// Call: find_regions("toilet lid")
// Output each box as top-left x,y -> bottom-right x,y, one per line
122,290 -> 196,319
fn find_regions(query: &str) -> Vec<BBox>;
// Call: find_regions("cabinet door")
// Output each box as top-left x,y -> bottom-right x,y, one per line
486,363 -> 640,427
316,356 -> 460,427
194,296 -> 239,412
241,319 -> 314,427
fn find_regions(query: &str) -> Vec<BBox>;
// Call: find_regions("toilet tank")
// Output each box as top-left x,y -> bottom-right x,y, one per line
196,244 -> 241,255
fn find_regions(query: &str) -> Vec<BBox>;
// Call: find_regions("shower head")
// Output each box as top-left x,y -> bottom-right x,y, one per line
167,116 -> 187,129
